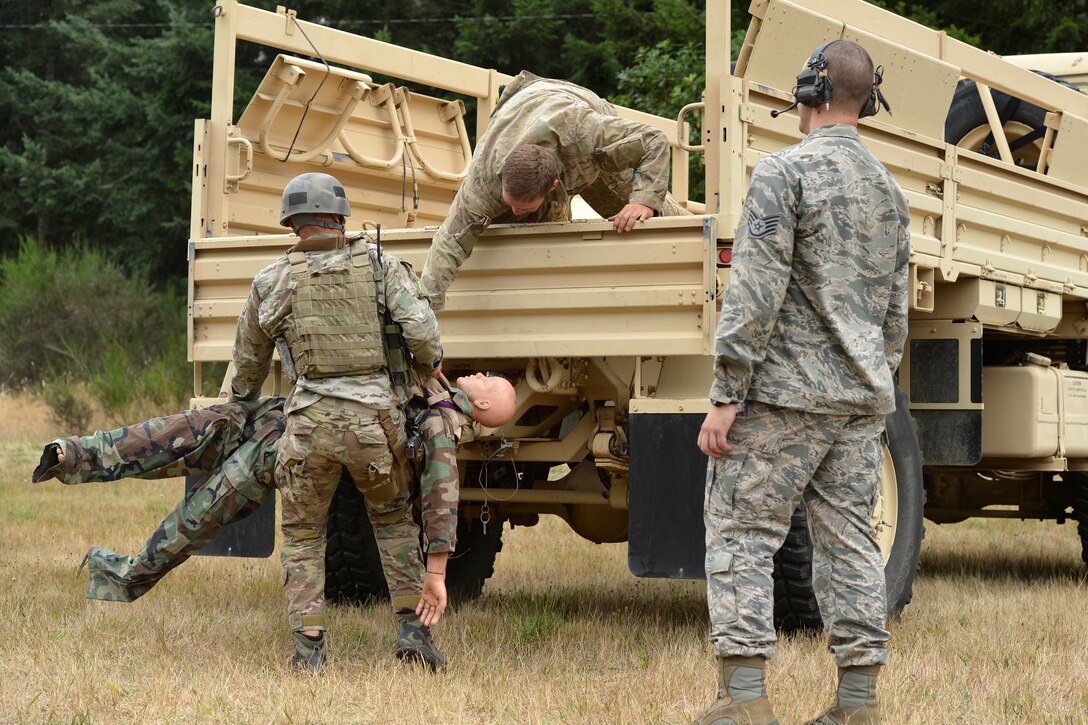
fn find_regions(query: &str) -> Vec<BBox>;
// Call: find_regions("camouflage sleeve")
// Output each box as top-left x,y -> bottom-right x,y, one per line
418,176 -> 504,311
418,409 -> 460,553
709,157 -> 798,404
33,400 -> 285,485
588,112 -> 670,213
386,256 -> 443,372
229,284 -> 275,401
884,224 -> 911,376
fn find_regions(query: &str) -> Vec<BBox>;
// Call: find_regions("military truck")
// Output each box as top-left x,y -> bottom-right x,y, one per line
187,0 -> 1088,629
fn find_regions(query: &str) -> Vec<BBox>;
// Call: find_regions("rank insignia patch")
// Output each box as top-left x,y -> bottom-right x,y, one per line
746,213 -> 780,239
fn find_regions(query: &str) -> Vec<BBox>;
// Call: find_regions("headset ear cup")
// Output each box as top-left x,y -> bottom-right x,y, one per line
861,90 -> 878,118
861,65 -> 886,118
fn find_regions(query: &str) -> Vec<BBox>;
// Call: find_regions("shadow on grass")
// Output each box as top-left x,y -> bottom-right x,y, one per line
920,546 -> 1088,584
466,583 -> 707,629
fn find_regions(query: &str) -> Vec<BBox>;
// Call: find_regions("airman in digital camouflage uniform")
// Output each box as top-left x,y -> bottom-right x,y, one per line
418,70 -> 690,310
230,172 -> 444,673
30,371 -> 515,622
694,41 -> 909,725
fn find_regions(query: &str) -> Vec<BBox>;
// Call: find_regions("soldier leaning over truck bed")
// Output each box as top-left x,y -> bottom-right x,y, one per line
695,40 -> 909,725
418,70 -> 691,311
31,369 -> 515,666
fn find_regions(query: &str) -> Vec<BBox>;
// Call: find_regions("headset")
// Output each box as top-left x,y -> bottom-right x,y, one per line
771,40 -> 892,119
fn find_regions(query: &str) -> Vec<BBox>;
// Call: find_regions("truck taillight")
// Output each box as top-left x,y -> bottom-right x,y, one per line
717,248 -> 733,265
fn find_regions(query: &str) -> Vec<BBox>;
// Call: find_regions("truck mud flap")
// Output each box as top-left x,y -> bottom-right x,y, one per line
904,326 -> 983,465
186,472 -> 276,558
628,412 -> 706,579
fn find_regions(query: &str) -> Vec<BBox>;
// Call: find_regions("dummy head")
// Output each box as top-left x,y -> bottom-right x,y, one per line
455,373 -> 517,428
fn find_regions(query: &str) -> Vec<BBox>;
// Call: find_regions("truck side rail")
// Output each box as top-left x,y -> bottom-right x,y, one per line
189,216 -> 717,380
727,0 -> 1088,306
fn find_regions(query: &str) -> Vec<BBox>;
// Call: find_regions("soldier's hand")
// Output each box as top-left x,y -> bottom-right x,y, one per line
697,403 -> 736,458
608,203 -> 654,233
417,573 -> 448,626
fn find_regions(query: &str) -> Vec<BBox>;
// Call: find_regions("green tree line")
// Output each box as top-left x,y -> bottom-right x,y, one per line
0,0 -> 1084,416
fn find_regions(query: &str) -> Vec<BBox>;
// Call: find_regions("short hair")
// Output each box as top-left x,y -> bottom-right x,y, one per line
824,40 -> 875,115
501,144 -> 559,200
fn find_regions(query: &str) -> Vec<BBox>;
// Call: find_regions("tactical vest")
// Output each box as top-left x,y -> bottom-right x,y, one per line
282,238 -> 385,379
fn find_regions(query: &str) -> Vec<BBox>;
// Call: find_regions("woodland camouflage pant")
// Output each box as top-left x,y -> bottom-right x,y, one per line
81,421 -> 280,602
704,401 -> 891,668
35,397 -> 429,611
30,399 -> 286,602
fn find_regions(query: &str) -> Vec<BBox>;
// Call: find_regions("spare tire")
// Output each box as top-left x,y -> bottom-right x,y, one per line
945,71 -> 1082,169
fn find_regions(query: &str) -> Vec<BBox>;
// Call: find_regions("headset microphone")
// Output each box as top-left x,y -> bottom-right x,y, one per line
770,100 -> 799,118
770,41 -> 835,119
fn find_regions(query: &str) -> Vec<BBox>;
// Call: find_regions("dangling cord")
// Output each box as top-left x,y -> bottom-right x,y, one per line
477,434 -> 517,534
282,17 -> 331,162
400,145 -> 420,225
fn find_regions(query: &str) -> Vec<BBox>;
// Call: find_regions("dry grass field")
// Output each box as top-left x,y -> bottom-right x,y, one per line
1,393 -> 1086,723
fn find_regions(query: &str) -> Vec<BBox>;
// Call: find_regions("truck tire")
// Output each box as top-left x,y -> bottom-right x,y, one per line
326,474 -> 389,605
772,387 -> 925,632
773,508 -> 823,633
1073,474 -> 1088,566
444,512 -> 504,604
945,72 -> 1082,168
325,476 -> 504,605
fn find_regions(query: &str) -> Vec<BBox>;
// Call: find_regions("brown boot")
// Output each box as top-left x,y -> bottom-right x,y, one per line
804,664 -> 882,724
694,655 -> 779,725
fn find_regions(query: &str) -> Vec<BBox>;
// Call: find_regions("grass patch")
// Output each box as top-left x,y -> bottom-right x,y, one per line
1,438 -> 1086,723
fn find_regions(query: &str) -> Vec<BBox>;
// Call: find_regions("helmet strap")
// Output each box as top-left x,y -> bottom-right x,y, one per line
290,213 -> 345,234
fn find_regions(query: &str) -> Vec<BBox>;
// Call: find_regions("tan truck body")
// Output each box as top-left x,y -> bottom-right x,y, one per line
188,0 -> 1088,602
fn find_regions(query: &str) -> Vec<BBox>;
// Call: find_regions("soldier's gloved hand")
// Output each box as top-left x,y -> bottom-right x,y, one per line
416,572 -> 448,627
608,202 -> 654,233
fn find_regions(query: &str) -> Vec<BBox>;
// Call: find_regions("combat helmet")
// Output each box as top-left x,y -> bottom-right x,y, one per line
279,172 -> 351,227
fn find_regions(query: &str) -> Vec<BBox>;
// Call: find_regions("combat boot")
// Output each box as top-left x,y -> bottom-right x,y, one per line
694,655 -> 779,725
79,546 -> 146,602
394,609 -> 446,670
289,631 -> 327,674
804,664 -> 882,724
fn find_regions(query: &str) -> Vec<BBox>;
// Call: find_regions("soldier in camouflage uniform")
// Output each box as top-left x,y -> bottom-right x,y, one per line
31,372 -> 515,618
418,70 -> 690,310
694,41 -> 909,725
31,399 -> 284,602
230,172 -> 444,673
